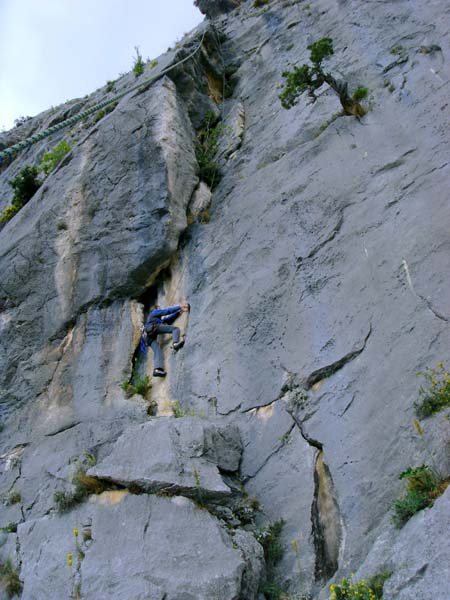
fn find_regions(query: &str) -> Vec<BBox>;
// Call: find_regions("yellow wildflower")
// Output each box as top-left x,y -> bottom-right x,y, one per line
67,552 -> 73,567
73,527 -> 79,537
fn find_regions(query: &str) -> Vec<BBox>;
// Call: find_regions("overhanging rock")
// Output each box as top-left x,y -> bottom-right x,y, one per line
88,416 -> 242,499
194,0 -> 242,19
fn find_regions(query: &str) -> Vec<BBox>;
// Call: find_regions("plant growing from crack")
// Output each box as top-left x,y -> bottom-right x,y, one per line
68,527 -> 85,599
133,46 -> 144,77
279,38 -> 368,116
0,523 -> 17,534
5,490 -> 21,505
54,453 -> 106,512
256,519 -> 286,598
171,400 -> 186,418
414,362 -> 450,418
39,139 -> 71,175
195,112 -> 224,190
392,464 -> 450,528
330,571 -> 392,600
0,558 -> 22,598
0,165 -> 42,224
121,375 -> 151,399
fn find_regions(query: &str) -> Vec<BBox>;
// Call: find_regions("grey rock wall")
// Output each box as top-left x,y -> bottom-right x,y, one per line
1,0 -> 450,598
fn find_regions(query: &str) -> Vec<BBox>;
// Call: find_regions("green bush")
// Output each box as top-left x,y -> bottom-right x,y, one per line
330,572 -> 391,600
0,558 -> 22,598
392,465 -> 450,527
257,519 -> 285,564
414,362 -> 450,418
121,375 -> 151,398
40,139 -> 71,175
133,46 -> 145,77
279,38 -> 368,116
9,165 -> 41,207
195,112 -> 223,190
254,0 -> 271,6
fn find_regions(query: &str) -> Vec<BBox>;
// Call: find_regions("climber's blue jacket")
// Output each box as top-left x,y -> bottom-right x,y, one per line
140,306 -> 182,353
146,305 -> 182,329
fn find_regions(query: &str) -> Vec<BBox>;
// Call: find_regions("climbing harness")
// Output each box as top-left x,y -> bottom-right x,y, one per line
0,29 -> 207,166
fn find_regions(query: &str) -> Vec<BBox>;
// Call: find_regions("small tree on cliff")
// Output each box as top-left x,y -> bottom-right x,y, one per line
279,38 -> 368,116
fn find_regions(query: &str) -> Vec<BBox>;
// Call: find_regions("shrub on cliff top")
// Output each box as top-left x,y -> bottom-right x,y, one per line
133,46 -> 144,77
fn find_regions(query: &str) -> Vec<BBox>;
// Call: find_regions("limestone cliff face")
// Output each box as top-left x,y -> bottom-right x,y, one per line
1,1 -> 449,598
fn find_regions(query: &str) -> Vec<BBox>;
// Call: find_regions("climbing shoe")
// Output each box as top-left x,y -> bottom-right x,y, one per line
153,368 -> 167,378
173,340 -> 185,351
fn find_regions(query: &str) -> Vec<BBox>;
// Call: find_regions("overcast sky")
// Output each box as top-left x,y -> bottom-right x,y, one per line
0,0 -> 203,131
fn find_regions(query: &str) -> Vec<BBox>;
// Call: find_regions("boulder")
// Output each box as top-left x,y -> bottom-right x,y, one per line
88,416 -> 242,499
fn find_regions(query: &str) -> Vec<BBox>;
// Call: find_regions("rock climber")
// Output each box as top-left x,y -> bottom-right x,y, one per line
145,303 -> 190,377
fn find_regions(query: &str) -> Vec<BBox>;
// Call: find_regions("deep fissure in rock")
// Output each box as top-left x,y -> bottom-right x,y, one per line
311,451 -> 342,583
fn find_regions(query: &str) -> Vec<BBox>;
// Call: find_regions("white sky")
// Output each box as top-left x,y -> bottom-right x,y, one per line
0,0 -> 203,131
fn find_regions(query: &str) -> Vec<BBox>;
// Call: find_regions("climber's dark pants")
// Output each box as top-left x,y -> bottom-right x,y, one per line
149,324 -> 180,370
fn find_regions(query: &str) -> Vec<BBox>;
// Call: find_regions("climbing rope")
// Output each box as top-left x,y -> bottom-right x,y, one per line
0,29 -> 207,166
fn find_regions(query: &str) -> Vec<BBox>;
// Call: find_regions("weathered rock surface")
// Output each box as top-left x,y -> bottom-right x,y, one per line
17,492 -> 263,600
88,416 -> 242,498
1,0 -> 450,598
350,486 -> 450,600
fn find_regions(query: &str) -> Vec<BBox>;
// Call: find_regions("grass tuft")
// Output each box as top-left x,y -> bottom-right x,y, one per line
392,465 -> 450,527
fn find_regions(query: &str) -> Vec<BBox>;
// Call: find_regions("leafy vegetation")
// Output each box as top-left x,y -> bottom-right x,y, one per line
330,572 -> 391,600
93,100 -> 118,125
121,375 -> 151,398
133,46 -> 145,77
257,519 -> 285,563
0,165 -> 41,224
6,491 -> 21,505
171,400 -> 186,418
195,112 -> 223,190
279,38 -> 368,116
254,0 -> 271,6
40,139 -> 71,175
257,519 -> 286,599
0,523 -> 17,534
392,465 -> 450,527
54,454 -> 106,512
0,558 -> 22,598
414,362 -> 450,418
